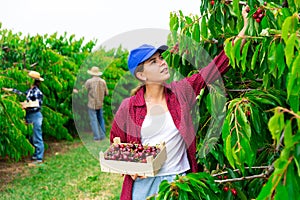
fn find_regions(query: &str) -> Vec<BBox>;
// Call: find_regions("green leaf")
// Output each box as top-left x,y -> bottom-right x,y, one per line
247,17 -> 255,36
222,118 -> 230,139
249,105 -> 262,134
286,161 -> 300,200
294,143 -> 300,176
208,14 -> 217,37
224,38 -> 235,68
170,13 -> 179,32
274,183 -> 289,200
159,180 -> 170,193
259,39 -> 269,72
276,42 -> 286,78
256,174 -> 274,200
288,95 -> 300,113
232,0 -> 240,17
268,108 -> 284,144
241,137 -> 254,167
233,38 -> 242,70
225,134 -> 235,168
237,104 -> 247,123
287,54 -> 300,100
236,187 -> 248,200
241,40 -> 251,71
186,176 -> 203,190
291,53 -> 300,76
284,120 -> 293,149
163,189 -> 172,200
268,41 -> 276,74
261,14 -> 269,29
176,182 -> 192,192
251,44 -> 260,70
172,54 -> 181,68
285,33 -> 296,68
255,97 -> 277,106
192,22 -> 200,43
282,16 -> 292,42
178,190 -> 189,200
201,16 -> 208,39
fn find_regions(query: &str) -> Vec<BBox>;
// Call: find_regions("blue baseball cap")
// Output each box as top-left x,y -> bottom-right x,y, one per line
127,44 -> 168,75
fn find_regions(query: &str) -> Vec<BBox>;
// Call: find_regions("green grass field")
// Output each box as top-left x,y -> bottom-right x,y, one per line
0,136 -> 123,200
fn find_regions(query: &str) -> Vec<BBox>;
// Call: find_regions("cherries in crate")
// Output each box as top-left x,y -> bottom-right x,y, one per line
104,142 -> 161,163
99,137 -> 167,177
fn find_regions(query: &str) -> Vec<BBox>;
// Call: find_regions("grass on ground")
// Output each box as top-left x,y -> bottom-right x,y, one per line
0,136 -> 123,200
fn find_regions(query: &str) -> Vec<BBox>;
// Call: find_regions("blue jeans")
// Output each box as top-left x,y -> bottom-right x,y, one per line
88,108 -> 106,140
26,111 -> 44,161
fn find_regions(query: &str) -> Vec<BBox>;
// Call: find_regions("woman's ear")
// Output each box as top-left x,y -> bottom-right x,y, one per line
136,72 -> 147,81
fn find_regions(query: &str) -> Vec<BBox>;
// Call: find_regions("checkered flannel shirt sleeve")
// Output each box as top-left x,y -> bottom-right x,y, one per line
12,89 -> 25,96
26,87 -> 43,112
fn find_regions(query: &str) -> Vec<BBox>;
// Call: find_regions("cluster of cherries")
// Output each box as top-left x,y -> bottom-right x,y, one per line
170,42 -> 179,54
252,7 -> 265,23
217,175 -> 238,196
104,142 -> 161,163
209,0 -> 267,24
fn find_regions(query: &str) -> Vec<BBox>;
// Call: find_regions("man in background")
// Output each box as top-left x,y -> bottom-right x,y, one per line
84,66 -> 108,141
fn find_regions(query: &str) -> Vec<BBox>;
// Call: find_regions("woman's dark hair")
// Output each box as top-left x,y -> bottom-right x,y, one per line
34,80 -> 41,87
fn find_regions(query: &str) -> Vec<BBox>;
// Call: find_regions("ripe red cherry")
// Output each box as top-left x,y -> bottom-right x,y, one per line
231,188 -> 238,196
223,175 -> 228,179
137,146 -> 144,152
256,18 -> 261,23
246,110 -> 251,116
210,0 -> 215,6
223,186 -> 229,192
256,8 -> 262,14
253,13 -> 258,19
218,175 -> 222,179
246,7 -> 250,13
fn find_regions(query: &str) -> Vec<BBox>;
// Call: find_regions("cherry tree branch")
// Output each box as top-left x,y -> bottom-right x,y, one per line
214,173 -> 267,183
224,0 -> 247,6
212,165 -> 274,184
226,88 -> 256,92
212,166 -> 270,177
275,107 -> 300,119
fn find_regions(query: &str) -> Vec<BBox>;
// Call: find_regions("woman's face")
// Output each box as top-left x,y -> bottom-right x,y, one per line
141,52 -> 170,83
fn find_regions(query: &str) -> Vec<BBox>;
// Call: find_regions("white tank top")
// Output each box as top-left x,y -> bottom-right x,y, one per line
141,110 -> 190,176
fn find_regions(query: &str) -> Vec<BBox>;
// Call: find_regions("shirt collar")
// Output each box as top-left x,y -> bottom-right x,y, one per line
132,83 -> 172,107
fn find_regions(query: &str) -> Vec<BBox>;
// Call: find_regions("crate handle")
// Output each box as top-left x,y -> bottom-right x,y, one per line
159,141 -> 166,148
113,137 -> 121,144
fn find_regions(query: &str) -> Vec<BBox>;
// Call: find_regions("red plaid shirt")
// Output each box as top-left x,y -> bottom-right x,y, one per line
110,50 -> 229,200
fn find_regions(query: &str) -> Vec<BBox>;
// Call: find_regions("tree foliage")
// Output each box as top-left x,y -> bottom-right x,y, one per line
0,26 -> 95,160
0,24 -> 128,161
156,0 -> 300,199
